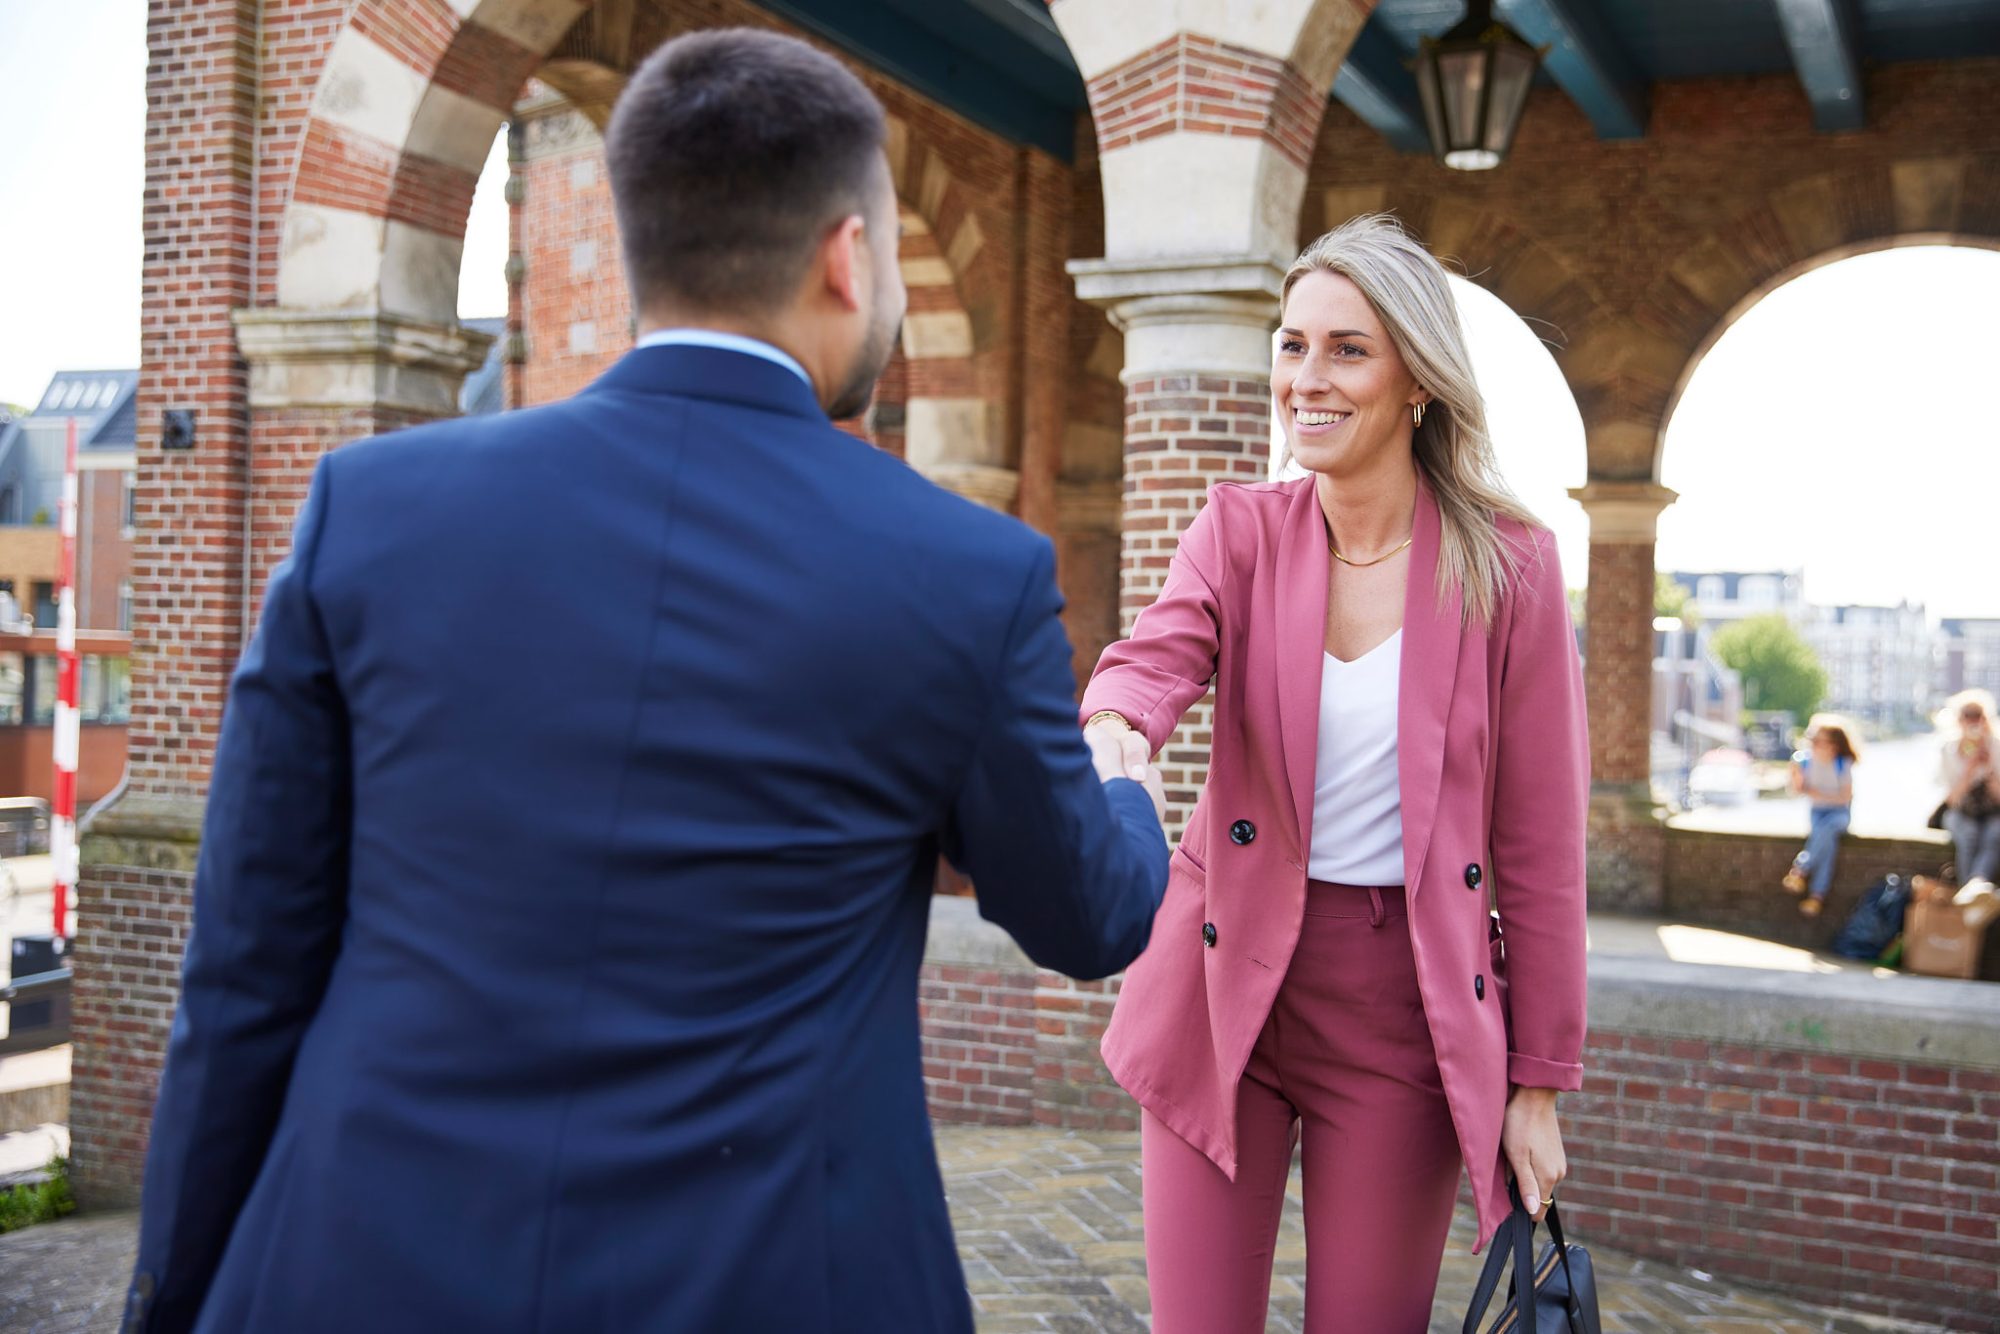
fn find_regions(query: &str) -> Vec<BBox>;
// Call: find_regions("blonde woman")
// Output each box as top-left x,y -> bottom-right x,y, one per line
1080,215 -> 1589,1331
1939,689 -> 2000,885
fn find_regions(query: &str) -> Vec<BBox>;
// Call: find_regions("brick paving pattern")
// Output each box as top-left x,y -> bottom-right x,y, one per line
0,1127 -> 1950,1333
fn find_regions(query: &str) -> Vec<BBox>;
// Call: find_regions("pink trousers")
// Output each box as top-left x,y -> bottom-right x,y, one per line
1140,881 -> 1462,1333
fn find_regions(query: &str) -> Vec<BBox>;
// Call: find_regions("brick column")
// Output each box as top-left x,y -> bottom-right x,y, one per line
1569,480 -> 1677,913
1068,268 -> 1286,839
69,0 -> 258,1207
1055,0 -> 1366,840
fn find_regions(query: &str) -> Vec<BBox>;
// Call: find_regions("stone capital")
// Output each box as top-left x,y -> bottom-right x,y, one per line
1069,256 -> 1284,381
234,308 -> 495,417
1568,480 -> 1679,544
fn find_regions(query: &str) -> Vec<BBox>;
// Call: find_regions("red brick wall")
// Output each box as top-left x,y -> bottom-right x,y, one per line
517,101 -> 630,407
70,859 -> 196,1206
129,0 -> 258,798
1562,1033 -> 1999,1331
1084,33 -> 1322,171
915,963 -> 1131,1132
919,963 -> 1038,1125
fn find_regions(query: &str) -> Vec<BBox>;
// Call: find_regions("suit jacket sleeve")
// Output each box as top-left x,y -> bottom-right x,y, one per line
1491,533 -> 1590,1091
127,456 -> 353,1334
946,537 -> 1169,981
1076,497 -> 1224,754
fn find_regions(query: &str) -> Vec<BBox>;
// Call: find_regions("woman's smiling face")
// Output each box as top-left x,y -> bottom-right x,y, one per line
1273,269 -> 1428,479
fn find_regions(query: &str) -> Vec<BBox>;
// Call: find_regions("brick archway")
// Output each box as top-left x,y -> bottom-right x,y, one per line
277,0 -> 582,323
1653,212 -> 2000,481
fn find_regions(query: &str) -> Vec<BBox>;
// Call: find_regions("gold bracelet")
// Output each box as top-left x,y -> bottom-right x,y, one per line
1085,710 -> 1132,731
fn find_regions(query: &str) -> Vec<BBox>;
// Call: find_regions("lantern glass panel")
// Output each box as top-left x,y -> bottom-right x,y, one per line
1484,43 -> 1538,152
1439,48 -> 1487,148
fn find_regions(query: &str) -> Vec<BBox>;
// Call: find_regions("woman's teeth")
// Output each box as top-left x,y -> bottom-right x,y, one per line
1296,410 -> 1349,426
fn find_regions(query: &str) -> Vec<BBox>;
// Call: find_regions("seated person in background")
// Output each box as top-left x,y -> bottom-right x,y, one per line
1939,690 -> 2000,887
1784,716 -> 1858,918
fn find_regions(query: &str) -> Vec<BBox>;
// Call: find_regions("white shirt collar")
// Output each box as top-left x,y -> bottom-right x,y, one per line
634,328 -> 812,389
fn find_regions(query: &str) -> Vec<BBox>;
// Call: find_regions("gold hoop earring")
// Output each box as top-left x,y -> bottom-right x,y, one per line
1412,402 -> 1426,428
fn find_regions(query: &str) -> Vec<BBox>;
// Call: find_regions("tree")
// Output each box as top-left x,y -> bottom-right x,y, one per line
1654,572 -> 1699,627
1709,615 -> 1826,724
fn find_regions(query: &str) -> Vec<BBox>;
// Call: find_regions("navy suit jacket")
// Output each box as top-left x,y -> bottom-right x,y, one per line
125,346 -> 1169,1333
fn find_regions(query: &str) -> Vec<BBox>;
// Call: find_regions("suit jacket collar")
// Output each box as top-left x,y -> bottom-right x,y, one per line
1273,470 -> 1462,896
586,343 -> 827,423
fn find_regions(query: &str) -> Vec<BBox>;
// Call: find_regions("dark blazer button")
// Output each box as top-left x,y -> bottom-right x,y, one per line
1474,974 -> 1486,1000
1229,820 -> 1256,845
1465,863 -> 1483,889
1202,922 -> 1217,947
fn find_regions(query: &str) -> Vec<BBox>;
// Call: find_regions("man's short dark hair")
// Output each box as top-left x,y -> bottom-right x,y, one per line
606,29 -> 888,315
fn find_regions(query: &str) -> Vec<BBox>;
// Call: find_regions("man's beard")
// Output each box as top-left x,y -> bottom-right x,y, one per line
827,306 -> 900,422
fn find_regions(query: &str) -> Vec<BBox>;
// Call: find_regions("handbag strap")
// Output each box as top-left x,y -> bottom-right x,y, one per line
1542,1201 -> 1589,1331
1461,1183 -> 1540,1334
1458,1213 -> 1517,1334
1510,1194 -> 1538,1333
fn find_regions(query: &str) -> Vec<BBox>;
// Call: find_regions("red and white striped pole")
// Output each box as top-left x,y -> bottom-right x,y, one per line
50,416 -> 80,939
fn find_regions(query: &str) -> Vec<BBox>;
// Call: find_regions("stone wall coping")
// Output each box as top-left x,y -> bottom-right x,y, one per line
925,896 -> 2000,1069
1667,814 -> 1951,848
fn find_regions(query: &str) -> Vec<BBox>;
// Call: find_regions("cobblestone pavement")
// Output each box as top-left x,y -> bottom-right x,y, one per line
0,1128 -> 1947,1333
0,1211 -> 135,1334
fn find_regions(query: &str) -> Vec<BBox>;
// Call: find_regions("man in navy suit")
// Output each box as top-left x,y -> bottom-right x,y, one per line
122,28 -> 1168,1334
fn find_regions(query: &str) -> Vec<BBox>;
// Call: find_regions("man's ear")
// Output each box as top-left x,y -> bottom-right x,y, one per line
821,213 -> 868,312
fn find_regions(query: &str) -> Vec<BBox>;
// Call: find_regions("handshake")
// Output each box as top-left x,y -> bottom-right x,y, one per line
1084,712 -> 1169,822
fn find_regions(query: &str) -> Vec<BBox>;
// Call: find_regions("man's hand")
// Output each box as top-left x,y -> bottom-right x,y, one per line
1085,715 -> 1167,823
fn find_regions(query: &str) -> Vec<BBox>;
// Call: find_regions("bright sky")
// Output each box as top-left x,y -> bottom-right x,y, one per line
5,0 -> 1996,621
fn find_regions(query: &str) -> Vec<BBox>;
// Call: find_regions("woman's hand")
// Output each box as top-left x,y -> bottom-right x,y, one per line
1501,1086 -> 1567,1222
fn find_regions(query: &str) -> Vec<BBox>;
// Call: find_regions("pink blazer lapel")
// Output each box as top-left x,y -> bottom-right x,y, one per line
1398,476 -> 1464,897
1274,480 -> 1330,860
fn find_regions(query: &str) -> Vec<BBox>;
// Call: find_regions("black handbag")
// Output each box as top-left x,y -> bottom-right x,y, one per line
1461,1183 -> 1600,1334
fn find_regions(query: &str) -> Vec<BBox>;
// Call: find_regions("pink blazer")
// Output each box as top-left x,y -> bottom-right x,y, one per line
1080,473 -> 1589,1252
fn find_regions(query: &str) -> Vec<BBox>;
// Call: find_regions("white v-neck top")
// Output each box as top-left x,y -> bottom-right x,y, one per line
1305,629 -> 1406,886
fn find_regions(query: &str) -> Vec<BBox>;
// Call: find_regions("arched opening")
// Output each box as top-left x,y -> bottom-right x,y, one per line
1658,244 -> 2000,834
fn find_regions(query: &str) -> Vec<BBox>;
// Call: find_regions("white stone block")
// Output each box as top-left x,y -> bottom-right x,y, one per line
314,28 -> 427,153
380,220 -> 466,324
904,397 -> 996,470
570,157 -> 598,192
454,0 -> 591,54
408,83 -> 507,175
1099,134 -> 1304,266
901,311 -> 974,360
571,240 -> 598,276
569,320 -> 599,355
277,203 -> 387,311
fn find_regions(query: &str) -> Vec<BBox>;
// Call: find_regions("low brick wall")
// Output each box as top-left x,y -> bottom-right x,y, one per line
917,899 -> 1131,1131
921,896 -> 2000,1330
1663,821 -> 2000,976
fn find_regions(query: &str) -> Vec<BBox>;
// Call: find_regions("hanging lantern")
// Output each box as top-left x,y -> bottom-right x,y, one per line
1413,0 -> 1545,170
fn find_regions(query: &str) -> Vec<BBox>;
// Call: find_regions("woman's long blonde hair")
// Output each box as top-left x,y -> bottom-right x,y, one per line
1282,213 -> 1541,627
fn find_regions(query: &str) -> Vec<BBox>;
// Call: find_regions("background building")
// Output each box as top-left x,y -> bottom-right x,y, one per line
1938,617 -> 2000,704
1801,601 -> 1934,731
0,370 -> 137,631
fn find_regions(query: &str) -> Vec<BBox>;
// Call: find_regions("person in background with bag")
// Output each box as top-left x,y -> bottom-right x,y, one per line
1783,716 -> 1859,918
1938,690 -> 2000,885
1078,214 -> 1590,1333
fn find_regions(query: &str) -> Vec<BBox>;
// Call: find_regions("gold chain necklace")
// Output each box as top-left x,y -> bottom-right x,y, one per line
1328,535 -> 1412,567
